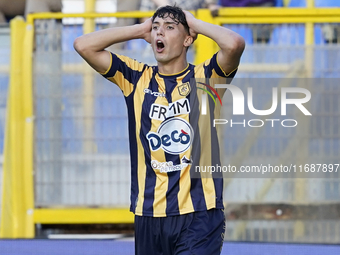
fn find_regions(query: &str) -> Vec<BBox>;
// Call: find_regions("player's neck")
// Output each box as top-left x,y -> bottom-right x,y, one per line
157,58 -> 188,76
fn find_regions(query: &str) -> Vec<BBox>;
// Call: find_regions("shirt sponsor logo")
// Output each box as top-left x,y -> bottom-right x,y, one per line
147,118 -> 193,154
151,156 -> 192,173
149,98 -> 190,121
144,88 -> 165,97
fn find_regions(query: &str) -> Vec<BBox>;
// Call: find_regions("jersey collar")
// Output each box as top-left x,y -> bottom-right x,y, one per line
157,64 -> 190,78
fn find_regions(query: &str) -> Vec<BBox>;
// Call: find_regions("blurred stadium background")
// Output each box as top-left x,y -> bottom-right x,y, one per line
0,0 -> 340,254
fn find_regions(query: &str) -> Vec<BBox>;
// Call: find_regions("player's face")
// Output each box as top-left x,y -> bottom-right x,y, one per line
151,16 -> 190,64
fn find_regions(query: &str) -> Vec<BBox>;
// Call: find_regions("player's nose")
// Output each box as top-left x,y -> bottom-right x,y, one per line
157,26 -> 164,36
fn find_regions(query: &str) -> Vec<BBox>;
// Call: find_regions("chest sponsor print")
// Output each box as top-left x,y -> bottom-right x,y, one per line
149,98 -> 190,121
146,117 -> 194,155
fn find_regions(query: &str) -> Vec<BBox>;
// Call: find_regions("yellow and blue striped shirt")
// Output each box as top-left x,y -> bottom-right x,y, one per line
101,52 -> 237,217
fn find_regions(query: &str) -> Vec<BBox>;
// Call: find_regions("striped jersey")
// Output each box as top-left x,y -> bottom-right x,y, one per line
101,51 -> 237,217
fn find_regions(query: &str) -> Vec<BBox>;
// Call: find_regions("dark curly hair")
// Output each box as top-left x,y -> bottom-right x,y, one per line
152,5 -> 190,35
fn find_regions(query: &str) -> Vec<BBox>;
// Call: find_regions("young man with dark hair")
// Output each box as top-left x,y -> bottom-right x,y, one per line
74,5 -> 245,255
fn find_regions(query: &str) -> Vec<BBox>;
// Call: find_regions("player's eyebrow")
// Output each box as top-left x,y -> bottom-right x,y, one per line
152,21 -> 178,25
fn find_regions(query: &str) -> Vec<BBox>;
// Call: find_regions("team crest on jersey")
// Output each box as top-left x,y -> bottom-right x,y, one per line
178,82 -> 191,96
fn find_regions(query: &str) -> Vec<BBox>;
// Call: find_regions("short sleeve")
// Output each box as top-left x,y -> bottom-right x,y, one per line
202,52 -> 238,80
100,52 -> 147,97
194,52 -> 238,96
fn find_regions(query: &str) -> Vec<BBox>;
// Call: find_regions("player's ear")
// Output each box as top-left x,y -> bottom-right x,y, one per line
184,35 -> 194,47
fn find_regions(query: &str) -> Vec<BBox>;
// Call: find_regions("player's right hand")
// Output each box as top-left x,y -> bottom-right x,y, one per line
141,18 -> 152,44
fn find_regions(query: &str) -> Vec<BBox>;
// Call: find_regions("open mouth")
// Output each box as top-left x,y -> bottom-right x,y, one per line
156,40 -> 165,52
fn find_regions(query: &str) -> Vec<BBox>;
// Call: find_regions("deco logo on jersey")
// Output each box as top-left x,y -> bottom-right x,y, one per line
146,118 -> 194,154
178,82 -> 191,96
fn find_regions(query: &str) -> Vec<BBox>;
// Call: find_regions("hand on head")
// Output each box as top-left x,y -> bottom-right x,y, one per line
141,17 -> 152,44
183,10 -> 198,42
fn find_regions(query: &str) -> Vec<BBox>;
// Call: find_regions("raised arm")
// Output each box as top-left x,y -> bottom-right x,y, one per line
184,11 -> 245,75
73,19 -> 152,73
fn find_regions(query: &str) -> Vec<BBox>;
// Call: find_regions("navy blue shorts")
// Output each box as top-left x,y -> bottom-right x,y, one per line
134,208 -> 225,255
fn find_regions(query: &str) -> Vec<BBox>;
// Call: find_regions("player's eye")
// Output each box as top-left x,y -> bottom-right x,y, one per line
167,26 -> 174,30
152,26 -> 158,30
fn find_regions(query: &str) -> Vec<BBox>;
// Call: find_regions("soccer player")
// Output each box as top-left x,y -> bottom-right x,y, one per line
74,5 -> 245,255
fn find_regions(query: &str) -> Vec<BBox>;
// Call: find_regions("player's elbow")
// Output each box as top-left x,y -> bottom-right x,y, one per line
235,35 -> 246,53
219,31 -> 245,58
73,36 -> 89,56
225,34 -> 245,56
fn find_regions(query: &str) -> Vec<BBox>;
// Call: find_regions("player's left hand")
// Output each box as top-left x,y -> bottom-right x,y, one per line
183,10 -> 198,42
